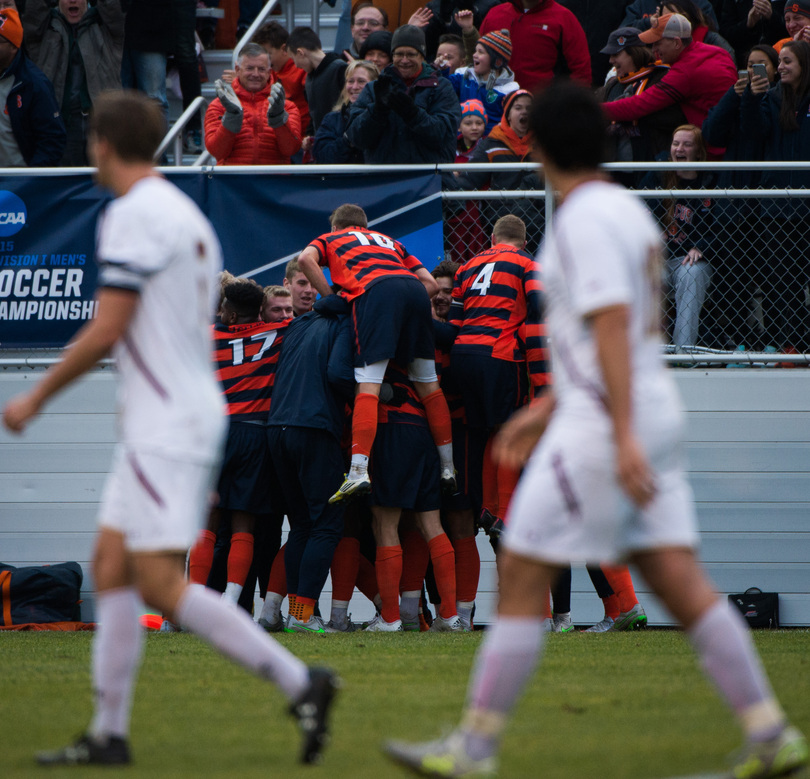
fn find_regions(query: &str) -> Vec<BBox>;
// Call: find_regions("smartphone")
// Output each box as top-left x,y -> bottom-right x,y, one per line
752,63 -> 768,81
738,69 -> 750,82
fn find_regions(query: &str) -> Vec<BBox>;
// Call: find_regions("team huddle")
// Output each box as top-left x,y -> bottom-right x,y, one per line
2,85 -> 807,779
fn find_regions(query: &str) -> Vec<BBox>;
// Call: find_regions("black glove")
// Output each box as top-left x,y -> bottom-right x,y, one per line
387,90 -> 418,121
373,75 -> 395,108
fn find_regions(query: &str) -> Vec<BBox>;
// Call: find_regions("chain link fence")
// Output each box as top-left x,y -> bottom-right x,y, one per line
440,162 -> 810,364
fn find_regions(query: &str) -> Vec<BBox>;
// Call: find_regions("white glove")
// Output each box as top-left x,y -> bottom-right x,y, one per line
266,82 -> 288,129
215,79 -> 243,133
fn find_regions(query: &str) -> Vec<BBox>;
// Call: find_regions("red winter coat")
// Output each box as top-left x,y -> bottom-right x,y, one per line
479,0 -> 591,92
204,78 -> 302,166
272,57 -> 310,135
603,41 -> 736,156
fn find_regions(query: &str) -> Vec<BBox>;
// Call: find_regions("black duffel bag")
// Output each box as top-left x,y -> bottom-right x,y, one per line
0,562 -> 83,625
729,587 -> 779,629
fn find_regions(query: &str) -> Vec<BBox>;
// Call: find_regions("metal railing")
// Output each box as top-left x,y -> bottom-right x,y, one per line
154,97 -> 208,166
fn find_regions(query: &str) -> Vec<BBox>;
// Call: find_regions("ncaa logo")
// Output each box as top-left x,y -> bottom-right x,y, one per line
0,190 -> 26,237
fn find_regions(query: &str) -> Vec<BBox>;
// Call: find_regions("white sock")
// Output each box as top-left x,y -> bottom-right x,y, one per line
330,600 -> 349,624
177,583 -> 308,701
461,616 -> 545,760
260,592 -> 283,623
400,591 -> 420,623
688,599 -> 784,740
89,587 -> 145,740
437,443 -> 454,472
457,600 -> 474,626
222,582 -> 243,605
349,454 -> 369,478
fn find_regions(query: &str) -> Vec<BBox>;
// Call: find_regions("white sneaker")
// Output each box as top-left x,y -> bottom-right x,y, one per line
583,616 -> 615,633
384,731 -> 497,777
551,612 -> 574,633
430,614 -> 463,632
364,614 -> 403,632
611,603 -> 648,631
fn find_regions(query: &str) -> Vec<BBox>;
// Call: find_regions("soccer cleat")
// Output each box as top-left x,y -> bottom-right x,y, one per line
583,616 -> 615,633
258,614 -> 285,633
36,734 -> 131,766
542,617 -> 553,632
159,618 -> 180,632
440,467 -> 458,494
430,614 -> 464,632
289,667 -> 340,765
328,472 -> 371,504
285,615 -> 327,634
611,603 -> 648,631
488,518 -> 505,542
384,731 -> 497,777
551,612 -> 574,633
727,725 -> 808,779
477,508 -> 497,534
401,617 -> 421,632
323,615 -> 359,633
364,614 -> 403,632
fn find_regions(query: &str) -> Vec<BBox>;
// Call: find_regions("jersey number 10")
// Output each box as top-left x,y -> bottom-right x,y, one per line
348,231 -> 396,250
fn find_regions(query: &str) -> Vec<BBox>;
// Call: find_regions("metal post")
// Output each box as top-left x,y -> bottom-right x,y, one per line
544,181 -> 554,236
311,0 -> 320,35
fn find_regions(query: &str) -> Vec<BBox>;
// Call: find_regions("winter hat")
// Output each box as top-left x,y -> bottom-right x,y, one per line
600,26 -> 644,55
460,99 -> 487,123
639,13 -> 692,44
502,89 -> 531,124
478,29 -> 512,65
785,1 -> 810,19
0,9 -> 23,49
391,24 -> 427,59
360,30 -> 393,59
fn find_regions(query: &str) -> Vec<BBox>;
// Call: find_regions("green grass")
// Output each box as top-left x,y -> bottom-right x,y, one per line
1,630 -> 808,778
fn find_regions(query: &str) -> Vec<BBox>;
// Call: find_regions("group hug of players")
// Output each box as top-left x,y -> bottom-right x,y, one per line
183,203 -> 649,634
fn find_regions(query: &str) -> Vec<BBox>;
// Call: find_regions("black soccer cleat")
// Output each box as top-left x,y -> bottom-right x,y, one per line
477,508 -> 497,535
289,666 -> 340,765
36,734 -> 131,766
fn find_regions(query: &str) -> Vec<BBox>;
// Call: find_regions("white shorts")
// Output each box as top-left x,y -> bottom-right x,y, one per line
98,446 -> 219,553
501,413 -> 698,565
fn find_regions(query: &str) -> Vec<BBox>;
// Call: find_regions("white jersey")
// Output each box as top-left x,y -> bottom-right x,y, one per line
95,176 -> 225,460
540,179 -> 681,426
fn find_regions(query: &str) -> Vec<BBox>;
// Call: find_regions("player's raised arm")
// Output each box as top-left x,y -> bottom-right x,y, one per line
297,245 -> 333,299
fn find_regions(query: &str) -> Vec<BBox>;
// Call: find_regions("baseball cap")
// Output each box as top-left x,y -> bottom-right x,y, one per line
638,13 -> 692,44
0,8 -> 23,49
600,27 -> 644,55
785,1 -> 810,19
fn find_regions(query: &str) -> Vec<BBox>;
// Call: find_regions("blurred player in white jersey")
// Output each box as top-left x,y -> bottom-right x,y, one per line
2,91 -> 337,768
384,82 -> 807,779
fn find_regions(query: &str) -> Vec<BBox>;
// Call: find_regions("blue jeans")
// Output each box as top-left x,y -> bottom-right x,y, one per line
121,49 -> 169,123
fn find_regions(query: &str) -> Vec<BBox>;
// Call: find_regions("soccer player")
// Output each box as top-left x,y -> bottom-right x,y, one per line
2,91 -> 337,767
298,203 -> 456,504
283,257 -> 316,316
261,283 -> 294,322
384,82 -> 808,779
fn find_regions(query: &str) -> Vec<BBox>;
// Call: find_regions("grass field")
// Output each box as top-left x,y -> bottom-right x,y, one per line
2,629 -> 808,779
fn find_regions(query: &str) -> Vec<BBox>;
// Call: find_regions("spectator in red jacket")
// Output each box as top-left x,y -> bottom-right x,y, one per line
478,0 -> 591,92
205,43 -> 302,166
603,13 -> 736,157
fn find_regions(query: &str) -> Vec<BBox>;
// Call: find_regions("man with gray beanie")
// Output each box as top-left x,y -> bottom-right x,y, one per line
346,24 -> 461,163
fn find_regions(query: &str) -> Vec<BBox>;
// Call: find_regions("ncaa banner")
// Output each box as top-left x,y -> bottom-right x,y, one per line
0,169 -> 443,349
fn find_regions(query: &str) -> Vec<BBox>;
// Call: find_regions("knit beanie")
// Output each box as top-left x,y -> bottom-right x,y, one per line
478,29 -> 512,66
785,1 -> 810,19
360,30 -> 393,59
460,99 -> 487,123
0,8 -> 23,49
503,89 -> 531,124
391,24 -> 427,59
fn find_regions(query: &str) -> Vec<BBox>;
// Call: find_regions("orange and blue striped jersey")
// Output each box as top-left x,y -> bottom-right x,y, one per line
377,360 -> 427,428
449,244 -> 549,395
212,319 -> 288,421
307,227 -> 424,302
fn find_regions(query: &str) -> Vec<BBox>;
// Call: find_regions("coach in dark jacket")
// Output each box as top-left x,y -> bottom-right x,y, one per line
346,25 -> 461,163
0,10 -> 65,167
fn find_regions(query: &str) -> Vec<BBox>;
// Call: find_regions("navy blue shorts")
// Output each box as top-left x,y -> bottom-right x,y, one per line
371,422 -> 441,512
216,421 -> 272,514
352,276 -> 435,368
448,352 -> 527,429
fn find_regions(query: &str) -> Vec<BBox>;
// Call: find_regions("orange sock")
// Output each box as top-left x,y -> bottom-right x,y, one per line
356,554 -> 379,603
265,544 -> 287,597
482,435 -> 499,517
428,533 -> 457,619
295,596 -> 316,622
288,594 -> 302,620
330,538 -> 361,601
188,529 -> 217,585
451,536 -> 480,603
400,530 -> 429,591
603,593 -> 621,620
496,461 -> 520,519
375,545 -> 403,623
227,532 -> 254,587
421,389 -> 453,447
602,565 -> 639,613
351,392 -> 379,458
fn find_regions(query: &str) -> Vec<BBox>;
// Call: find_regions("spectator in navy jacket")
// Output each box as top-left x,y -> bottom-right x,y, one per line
0,8 -> 65,166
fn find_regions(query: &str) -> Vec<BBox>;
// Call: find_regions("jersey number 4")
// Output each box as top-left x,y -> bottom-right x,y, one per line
471,262 -> 496,295
227,331 -> 278,366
